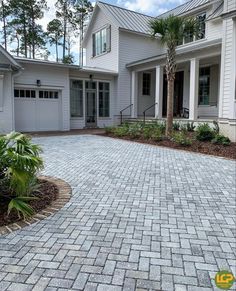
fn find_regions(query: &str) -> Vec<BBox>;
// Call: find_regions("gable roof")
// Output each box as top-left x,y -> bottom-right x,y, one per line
98,1 -> 155,34
0,45 -> 22,70
159,0 -> 211,18
83,1 -> 155,44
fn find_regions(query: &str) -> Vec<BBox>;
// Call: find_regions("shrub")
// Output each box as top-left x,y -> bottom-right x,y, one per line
196,123 -> 215,141
151,128 -> 163,141
113,126 -> 129,137
213,120 -> 219,134
142,125 -> 153,139
172,132 -> 192,146
156,121 -> 166,134
0,132 -> 43,218
212,134 -> 231,146
173,121 -> 180,131
105,126 -> 115,134
128,124 -> 142,138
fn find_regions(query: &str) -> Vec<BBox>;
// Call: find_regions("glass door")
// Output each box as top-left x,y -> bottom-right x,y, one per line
86,90 -> 97,127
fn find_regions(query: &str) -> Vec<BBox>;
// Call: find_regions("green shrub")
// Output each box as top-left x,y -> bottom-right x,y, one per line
128,124 -> 142,138
213,120 -> 219,134
151,128 -> 163,141
113,126 -> 129,137
172,132 -> 192,146
212,134 -> 231,146
196,123 -> 215,141
105,126 -> 115,134
142,125 -> 154,139
0,132 -> 43,218
173,121 -> 180,131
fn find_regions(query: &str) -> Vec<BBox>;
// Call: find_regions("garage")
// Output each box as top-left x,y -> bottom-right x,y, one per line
14,88 -> 61,132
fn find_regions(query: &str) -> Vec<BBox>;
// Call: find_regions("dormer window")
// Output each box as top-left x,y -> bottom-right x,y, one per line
92,26 -> 111,57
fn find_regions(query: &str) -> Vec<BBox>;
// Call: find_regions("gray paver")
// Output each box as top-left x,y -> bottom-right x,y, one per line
0,135 -> 235,290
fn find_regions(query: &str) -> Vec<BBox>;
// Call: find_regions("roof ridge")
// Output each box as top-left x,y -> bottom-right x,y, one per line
97,1 -> 155,19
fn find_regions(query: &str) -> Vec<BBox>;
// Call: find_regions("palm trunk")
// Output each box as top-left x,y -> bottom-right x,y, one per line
166,78 -> 174,136
165,44 -> 176,136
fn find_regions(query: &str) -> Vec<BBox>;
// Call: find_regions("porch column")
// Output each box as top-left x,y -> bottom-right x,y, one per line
155,66 -> 163,118
189,58 -> 199,120
131,70 -> 138,118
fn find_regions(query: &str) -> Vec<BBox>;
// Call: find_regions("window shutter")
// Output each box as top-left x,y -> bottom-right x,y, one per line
106,25 -> 111,52
92,33 -> 95,57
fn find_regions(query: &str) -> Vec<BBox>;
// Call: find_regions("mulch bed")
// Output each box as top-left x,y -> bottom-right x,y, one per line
99,133 -> 236,160
0,179 -> 59,227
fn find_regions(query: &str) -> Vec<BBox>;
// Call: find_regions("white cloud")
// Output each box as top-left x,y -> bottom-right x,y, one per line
117,0 -> 186,16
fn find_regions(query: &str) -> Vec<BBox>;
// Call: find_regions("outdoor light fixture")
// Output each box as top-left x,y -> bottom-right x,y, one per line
36,80 -> 41,87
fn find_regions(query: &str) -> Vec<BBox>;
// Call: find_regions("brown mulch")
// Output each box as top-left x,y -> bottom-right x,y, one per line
0,179 -> 59,227
99,133 -> 236,160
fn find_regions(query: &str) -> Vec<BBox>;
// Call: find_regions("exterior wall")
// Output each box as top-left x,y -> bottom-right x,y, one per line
69,69 -> 116,129
15,62 -> 70,131
85,8 -> 119,71
0,71 -> 14,133
206,19 -> 223,40
118,31 -> 162,115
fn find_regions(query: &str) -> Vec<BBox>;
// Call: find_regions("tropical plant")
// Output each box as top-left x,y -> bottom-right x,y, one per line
150,15 -> 196,136
211,134 -> 230,146
196,123 -> 215,141
0,132 -> 43,218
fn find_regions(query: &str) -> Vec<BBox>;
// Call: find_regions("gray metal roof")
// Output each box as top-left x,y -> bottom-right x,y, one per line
207,1 -> 223,20
98,1 -> 154,35
158,0 -> 210,18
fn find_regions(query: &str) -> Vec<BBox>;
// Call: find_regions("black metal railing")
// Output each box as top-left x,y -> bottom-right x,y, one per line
143,103 -> 157,124
120,104 -> 133,125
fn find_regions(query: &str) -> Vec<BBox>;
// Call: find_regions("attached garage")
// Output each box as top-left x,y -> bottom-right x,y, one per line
14,88 -> 62,132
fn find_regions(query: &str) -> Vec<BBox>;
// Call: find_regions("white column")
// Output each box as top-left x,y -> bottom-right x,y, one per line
131,71 -> 138,118
155,66 -> 163,119
189,58 -> 199,120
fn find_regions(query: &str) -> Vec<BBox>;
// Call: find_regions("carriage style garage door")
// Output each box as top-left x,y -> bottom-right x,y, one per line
14,89 -> 61,132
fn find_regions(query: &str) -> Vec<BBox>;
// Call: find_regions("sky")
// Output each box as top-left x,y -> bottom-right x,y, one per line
38,0 -> 188,62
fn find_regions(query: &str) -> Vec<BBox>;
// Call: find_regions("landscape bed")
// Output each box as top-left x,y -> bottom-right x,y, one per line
101,122 -> 236,160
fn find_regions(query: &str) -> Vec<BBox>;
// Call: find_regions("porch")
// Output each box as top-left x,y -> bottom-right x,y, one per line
129,46 -> 221,122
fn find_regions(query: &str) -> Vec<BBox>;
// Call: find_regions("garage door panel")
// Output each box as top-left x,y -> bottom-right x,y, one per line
14,89 -> 61,132
37,100 -> 60,131
15,99 -> 37,132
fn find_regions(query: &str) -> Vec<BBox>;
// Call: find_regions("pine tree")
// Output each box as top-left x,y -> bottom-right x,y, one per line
47,19 -> 63,62
0,0 -> 10,50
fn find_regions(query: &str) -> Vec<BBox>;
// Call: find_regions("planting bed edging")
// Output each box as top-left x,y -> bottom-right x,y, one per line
0,176 -> 72,235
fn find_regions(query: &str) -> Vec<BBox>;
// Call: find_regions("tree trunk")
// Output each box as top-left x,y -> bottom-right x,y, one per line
166,78 -> 174,136
79,14 -> 84,66
23,12 -> 27,58
2,1 -> 7,50
56,39 -> 58,62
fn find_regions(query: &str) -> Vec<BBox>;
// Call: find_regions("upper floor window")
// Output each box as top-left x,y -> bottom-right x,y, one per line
182,12 -> 206,45
92,26 -> 111,57
142,73 -> 151,96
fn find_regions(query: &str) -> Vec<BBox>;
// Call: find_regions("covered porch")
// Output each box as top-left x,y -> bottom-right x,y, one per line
129,40 -> 221,122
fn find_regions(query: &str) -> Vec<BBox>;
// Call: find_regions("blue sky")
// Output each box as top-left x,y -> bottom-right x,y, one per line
39,0 -> 187,62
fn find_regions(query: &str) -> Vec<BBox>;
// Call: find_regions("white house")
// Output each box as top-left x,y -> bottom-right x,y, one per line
0,0 -> 235,140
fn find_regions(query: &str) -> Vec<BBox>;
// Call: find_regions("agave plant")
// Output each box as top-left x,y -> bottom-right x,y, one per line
0,132 -> 43,219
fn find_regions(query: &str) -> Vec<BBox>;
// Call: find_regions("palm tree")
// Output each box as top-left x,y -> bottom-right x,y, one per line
150,15 -> 196,136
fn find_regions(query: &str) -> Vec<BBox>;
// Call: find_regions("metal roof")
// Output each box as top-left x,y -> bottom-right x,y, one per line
98,1 -> 154,35
158,0 -> 210,18
207,1 -> 223,20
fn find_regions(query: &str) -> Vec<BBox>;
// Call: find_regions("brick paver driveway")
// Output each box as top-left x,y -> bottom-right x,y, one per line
0,135 -> 235,291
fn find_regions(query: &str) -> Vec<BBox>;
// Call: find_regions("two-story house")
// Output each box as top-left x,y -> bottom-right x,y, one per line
0,0 -> 235,141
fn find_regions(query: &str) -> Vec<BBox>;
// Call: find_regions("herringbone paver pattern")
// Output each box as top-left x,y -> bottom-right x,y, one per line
0,135 -> 235,291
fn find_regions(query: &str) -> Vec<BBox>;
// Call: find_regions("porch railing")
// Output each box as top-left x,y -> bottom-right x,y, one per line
120,104 -> 133,125
143,103 -> 158,124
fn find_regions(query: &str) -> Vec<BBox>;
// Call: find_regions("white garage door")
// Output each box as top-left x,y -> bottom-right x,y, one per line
14,89 -> 61,132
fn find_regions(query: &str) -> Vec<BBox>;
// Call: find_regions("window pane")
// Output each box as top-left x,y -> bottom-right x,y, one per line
54,92 -> 58,99
70,80 -> 83,117
39,91 -> 43,98
142,73 -> 151,96
199,67 -> 210,105
31,91 -> 36,98
99,82 -> 110,117
20,90 -> 25,98
197,13 -> 206,40
14,89 -> 19,97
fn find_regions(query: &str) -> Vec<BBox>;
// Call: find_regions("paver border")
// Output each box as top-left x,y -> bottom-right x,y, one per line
0,176 -> 72,235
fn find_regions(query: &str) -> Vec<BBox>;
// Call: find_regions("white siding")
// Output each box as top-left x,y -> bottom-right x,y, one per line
206,19 -> 222,40
15,63 -> 70,131
118,31 -> 162,114
85,8 -> 119,71
0,71 -> 14,133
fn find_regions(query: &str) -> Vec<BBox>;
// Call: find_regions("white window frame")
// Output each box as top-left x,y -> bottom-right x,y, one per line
92,25 -> 111,57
